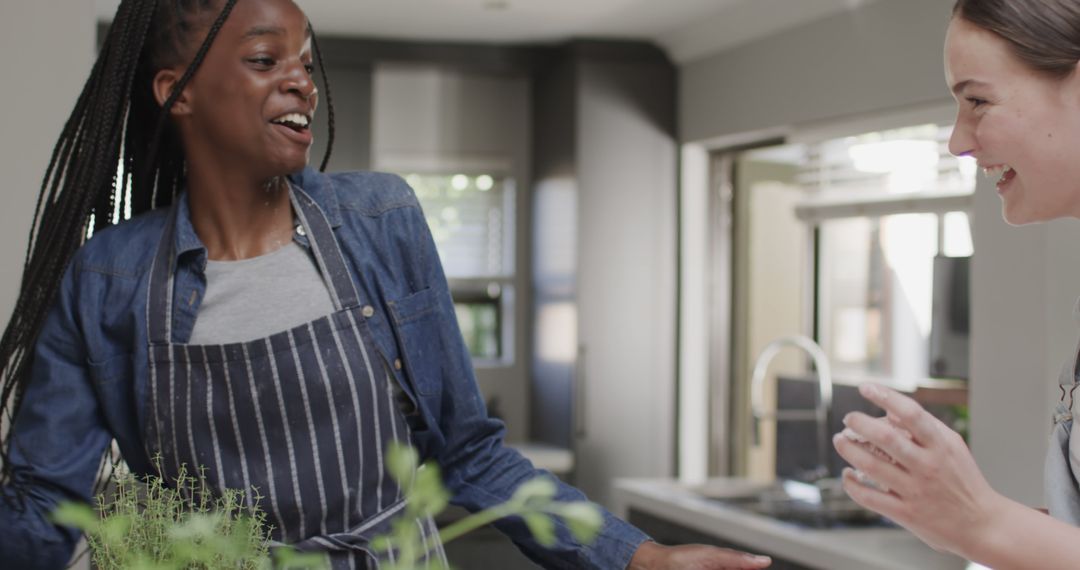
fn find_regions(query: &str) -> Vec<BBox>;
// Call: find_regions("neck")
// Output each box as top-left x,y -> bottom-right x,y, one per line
185,164 -> 295,261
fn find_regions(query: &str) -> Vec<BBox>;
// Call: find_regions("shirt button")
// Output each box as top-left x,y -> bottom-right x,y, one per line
394,359 -> 403,370
361,305 -> 375,318
295,224 -> 306,237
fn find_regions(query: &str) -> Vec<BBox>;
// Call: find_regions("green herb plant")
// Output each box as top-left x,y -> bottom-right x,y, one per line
52,464 -> 327,570
54,445 -> 603,570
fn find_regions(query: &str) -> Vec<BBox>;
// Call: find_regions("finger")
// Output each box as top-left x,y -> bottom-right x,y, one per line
832,432 -> 909,496
843,412 -> 923,468
841,467 -> 906,521
857,384 -> 939,444
838,426 -> 899,464
882,414 -> 914,439
724,550 -> 772,569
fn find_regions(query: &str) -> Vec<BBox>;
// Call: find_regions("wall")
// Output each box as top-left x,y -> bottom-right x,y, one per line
1,4 -> 94,568
0,1 -> 95,326
969,179 -> 1080,506
680,0 -> 954,144
679,0 -> 1076,505
575,56 -> 678,506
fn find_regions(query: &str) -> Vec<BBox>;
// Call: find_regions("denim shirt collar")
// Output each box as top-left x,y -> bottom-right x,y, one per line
170,167 -> 342,264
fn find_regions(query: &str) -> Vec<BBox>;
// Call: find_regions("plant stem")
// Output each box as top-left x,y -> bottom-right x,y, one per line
435,505 -> 517,546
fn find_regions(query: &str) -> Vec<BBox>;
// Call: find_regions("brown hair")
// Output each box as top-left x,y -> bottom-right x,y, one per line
954,0 -> 1080,79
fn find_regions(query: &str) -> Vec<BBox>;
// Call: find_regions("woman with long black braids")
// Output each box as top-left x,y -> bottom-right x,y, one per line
0,1 -> 772,568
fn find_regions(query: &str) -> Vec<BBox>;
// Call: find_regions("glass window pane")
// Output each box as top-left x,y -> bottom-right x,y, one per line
406,173 -> 514,279
453,300 -> 501,360
818,212 -> 946,386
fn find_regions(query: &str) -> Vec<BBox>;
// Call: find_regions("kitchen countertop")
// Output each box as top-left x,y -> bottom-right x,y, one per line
612,478 -> 970,570
509,442 -> 574,475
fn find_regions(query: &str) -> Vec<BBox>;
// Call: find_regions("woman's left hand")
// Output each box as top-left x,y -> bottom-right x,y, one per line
832,383 -> 1008,557
628,541 -> 772,569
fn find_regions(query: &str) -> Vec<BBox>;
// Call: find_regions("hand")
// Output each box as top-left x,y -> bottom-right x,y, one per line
832,383 -> 1008,557
628,541 -> 771,569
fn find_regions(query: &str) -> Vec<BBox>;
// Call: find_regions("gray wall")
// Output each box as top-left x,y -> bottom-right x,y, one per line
0,2 -> 95,326
310,64 -> 371,173
679,0 -> 1080,505
680,0 -> 954,143
531,44 -> 678,507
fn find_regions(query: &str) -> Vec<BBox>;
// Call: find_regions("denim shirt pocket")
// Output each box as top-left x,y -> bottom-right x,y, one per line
387,288 -> 443,397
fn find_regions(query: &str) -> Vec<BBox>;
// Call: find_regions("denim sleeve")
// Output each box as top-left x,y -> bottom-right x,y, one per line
401,204 -> 650,569
0,261 -> 113,569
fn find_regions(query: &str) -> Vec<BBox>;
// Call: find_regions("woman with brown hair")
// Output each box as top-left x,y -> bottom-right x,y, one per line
835,1 -> 1080,566
0,1 -> 771,568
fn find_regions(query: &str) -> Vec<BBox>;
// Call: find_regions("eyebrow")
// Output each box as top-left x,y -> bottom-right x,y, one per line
951,79 -> 990,95
241,24 -> 313,41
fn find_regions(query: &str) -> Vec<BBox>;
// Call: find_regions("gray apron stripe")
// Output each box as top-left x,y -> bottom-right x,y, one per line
288,328 -> 330,535
218,344 -> 254,511
201,345 -> 225,492
242,343 -> 289,539
266,336 -> 306,539
329,320 -> 367,516
383,370 -> 403,503
169,345 -> 181,478
184,347 -> 198,484
309,321 -> 352,531
347,309 -> 385,510
418,518 -> 430,565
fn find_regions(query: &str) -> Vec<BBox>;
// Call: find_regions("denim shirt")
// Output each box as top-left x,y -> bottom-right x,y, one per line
0,167 -> 648,569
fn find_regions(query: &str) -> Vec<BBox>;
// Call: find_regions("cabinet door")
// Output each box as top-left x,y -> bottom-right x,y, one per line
573,61 -> 677,507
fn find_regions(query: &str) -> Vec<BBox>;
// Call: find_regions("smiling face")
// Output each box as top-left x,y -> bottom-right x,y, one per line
159,0 -> 317,179
945,16 -> 1080,225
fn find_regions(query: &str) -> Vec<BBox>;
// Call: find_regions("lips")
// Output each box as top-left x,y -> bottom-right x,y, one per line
269,110 -> 313,146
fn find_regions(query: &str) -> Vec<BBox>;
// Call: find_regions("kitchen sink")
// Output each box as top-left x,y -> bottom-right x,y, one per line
692,478 -> 892,529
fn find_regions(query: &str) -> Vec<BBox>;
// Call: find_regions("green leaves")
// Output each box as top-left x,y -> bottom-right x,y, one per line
510,477 -> 557,508
387,443 -> 421,490
521,512 -> 556,546
373,443 -> 605,569
51,502 -> 101,535
51,464 -> 329,570
552,502 -> 604,545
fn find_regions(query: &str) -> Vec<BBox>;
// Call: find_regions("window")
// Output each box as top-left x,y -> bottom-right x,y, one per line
404,172 -> 516,363
801,124 -> 977,387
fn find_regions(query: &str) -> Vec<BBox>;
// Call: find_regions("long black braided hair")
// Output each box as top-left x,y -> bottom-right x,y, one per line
0,0 -> 336,487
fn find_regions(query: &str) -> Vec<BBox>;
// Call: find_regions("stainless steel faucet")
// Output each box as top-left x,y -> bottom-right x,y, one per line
749,335 -> 833,481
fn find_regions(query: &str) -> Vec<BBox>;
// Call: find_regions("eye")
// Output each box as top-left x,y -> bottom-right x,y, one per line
966,96 -> 988,109
247,56 -> 276,69
304,62 -> 315,75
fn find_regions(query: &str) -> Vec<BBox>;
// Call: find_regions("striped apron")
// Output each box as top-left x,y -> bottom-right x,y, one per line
1046,298 -> 1080,524
143,186 -> 448,569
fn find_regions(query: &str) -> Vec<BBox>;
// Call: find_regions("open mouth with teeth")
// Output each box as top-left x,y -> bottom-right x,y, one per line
984,164 -> 1016,190
271,112 -> 311,132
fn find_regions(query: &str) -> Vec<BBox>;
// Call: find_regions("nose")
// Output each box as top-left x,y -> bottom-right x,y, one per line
281,61 -> 317,102
948,110 -> 976,157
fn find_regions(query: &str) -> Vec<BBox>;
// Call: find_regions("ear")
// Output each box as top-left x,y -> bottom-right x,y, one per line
152,68 -> 194,116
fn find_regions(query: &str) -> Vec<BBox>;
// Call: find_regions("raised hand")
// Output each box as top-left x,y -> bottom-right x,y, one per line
832,383 -> 1005,557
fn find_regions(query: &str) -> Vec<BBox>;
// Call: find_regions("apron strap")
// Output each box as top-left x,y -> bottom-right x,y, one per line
290,186 -> 362,311
147,205 -> 181,346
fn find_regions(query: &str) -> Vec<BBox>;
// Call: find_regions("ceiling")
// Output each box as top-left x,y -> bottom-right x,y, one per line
94,0 -> 881,63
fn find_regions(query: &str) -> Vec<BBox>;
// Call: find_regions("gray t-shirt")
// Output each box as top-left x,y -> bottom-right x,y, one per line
189,241 -> 335,345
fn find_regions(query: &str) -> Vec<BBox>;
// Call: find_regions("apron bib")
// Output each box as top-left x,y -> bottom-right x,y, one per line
1045,298 -> 1080,524
142,187 -> 447,569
